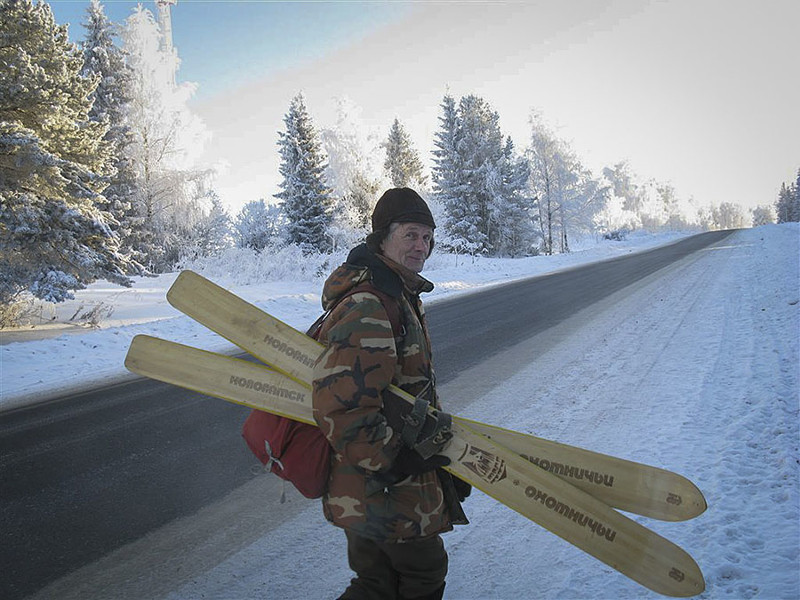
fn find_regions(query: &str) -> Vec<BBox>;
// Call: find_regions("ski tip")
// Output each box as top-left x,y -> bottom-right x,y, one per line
666,477 -> 708,522
166,270 -> 199,303
667,559 -> 706,598
635,542 -> 705,598
124,334 -> 148,372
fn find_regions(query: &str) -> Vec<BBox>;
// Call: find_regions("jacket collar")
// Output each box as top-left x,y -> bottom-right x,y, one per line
345,243 -> 434,297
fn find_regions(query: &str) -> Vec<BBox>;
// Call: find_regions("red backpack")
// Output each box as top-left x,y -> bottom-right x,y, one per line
241,285 -> 403,500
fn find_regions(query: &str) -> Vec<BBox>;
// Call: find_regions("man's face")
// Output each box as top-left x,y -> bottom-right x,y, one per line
380,222 -> 434,273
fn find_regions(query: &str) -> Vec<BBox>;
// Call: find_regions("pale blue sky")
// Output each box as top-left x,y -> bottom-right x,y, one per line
46,1 -> 800,216
49,0 -> 411,99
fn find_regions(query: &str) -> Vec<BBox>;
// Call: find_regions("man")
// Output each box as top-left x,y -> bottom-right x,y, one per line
312,188 -> 470,600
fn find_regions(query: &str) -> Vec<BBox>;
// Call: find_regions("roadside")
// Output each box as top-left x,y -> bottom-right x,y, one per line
1,231 -> 693,409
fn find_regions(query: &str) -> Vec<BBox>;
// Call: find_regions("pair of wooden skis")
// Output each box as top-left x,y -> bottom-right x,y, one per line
124,270 -> 706,597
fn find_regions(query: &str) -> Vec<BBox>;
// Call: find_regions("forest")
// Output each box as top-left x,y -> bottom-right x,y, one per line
2,0 -> 798,325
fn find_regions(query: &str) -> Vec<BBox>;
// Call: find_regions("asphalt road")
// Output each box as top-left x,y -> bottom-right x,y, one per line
0,230 -> 734,599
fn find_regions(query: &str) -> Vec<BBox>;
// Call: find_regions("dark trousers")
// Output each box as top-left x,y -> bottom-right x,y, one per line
338,530 -> 448,600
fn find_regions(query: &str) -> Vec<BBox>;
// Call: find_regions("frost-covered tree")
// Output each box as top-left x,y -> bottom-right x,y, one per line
384,118 -> 426,188
0,0 -> 132,311
602,161 -> 643,215
120,5 -> 211,271
556,158 -> 607,252
187,191 -> 232,257
234,199 -> 282,252
453,94 -> 503,254
751,205 -> 775,227
432,94 -> 532,256
527,113 -> 564,254
432,94 -> 477,255
602,161 -> 695,231
321,97 -> 384,245
80,0 -> 142,272
490,137 -> 538,256
276,93 -> 333,253
528,112 -> 605,253
706,202 -> 746,230
775,170 -> 800,223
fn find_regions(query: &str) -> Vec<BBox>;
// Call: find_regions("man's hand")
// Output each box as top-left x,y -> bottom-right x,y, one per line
383,395 -> 454,459
392,447 -> 450,478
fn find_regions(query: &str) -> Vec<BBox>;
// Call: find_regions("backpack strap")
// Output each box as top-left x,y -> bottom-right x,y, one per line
308,283 -> 406,342
350,282 -> 405,340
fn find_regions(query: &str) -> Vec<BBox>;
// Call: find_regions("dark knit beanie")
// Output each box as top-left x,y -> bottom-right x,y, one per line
371,188 -> 436,232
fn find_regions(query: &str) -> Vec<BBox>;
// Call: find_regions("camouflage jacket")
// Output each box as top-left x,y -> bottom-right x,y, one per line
312,244 -> 459,542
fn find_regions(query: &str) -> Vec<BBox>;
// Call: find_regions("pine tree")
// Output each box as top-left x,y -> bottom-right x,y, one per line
492,137 -> 537,256
795,169 -> 800,221
275,93 -> 333,253
384,118 -> 426,188
188,191 -> 232,257
0,0 -> 132,310
234,199 -> 282,252
775,169 -> 800,223
432,93 -> 534,257
81,0 -> 142,272
431,94 -> 480,256
456,94 -> 506,254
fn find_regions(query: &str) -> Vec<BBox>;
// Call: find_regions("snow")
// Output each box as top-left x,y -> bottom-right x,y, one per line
3,225 -> 799,599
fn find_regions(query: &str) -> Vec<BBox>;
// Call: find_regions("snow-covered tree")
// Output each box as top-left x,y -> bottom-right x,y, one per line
234,199 -> 283,252
432,94 -> 478,256
775,170 -> 800,223
491,137 -> 538,256
527,113 -> 565,254
384,118 -> 426,188
705,202 -> 746,230
0,0 -> 132,311
595,193 -> 641,235
120,5 -> 211,271
453,94 -> 503,254
276,93 -> 333,253
558,161 -> 607,252
187,191 -> 232,257
80,0 -> 142,272
602,161 -> 643,215
751,205 -> 776,227
321,97 -> 384,246
527,112 -> 607,252
602,161 -> 696,231
432,93 -> 533,256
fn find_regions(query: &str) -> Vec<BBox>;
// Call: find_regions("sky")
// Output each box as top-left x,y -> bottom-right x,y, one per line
49,0 -> 800,217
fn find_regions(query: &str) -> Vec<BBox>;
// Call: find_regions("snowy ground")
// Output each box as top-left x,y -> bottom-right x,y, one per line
4,225 -> 799,599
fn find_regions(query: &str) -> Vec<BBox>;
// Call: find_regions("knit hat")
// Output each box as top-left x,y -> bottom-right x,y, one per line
371,188 -> 436,232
